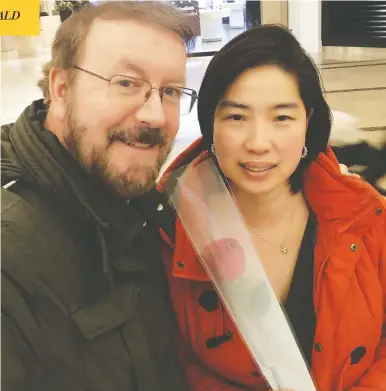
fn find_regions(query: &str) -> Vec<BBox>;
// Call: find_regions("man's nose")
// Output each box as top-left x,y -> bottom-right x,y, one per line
135,89 -> 166,129
244,120 -> 271,153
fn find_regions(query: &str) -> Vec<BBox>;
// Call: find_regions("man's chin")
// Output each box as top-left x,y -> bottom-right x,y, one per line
91,145 -> 172,196
108,168 -> 159,197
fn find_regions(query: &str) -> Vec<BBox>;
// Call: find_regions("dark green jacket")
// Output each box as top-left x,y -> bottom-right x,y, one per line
1,100 -> 188,391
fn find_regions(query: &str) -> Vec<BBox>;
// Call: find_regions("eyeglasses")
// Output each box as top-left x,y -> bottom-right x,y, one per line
73,65 -> 198,116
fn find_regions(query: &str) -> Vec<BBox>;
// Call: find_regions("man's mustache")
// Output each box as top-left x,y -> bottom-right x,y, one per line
108,128 -> 167,147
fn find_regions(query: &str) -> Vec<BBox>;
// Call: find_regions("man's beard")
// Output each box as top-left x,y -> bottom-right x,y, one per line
63,108 -> 173,197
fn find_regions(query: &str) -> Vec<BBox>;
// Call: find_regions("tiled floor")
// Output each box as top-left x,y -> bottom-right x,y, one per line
1,45 -> 385,188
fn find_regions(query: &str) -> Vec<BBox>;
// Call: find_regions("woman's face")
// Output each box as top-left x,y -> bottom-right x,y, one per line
213,65 -> 308,196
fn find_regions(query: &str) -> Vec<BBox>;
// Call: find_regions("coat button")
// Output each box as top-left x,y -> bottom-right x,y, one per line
376,208 -> 383,216
350,243 -> 358,252
157,203 -> 164,211
251,371 -> 260,377
315,343 -> 323,352
198,290 -> 218,312
177,261 -> 185,268
206,332 -> 232,349
350,346 -> 366,364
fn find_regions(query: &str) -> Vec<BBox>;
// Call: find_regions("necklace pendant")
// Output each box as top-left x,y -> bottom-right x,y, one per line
280,246 -> 289,255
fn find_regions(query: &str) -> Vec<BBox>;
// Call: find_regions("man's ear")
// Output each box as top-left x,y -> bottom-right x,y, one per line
48,67 -> 71,121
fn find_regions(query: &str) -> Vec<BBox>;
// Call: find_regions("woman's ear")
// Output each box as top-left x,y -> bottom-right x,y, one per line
306,108 -> 314,127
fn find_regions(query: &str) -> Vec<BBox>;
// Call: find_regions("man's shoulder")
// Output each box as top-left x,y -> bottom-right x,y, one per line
1,185 -> 47,241
2,184 -> 59,235
1,186 -> 22,214
1,183 -> 96,280
1,121 -> 14,135
1,121 -> 16,154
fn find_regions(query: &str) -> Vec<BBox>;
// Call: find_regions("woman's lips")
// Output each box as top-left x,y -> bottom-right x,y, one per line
239,162 -> 277,173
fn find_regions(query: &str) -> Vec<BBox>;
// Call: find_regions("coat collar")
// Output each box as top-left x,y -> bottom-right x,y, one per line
160,138 -> 384,281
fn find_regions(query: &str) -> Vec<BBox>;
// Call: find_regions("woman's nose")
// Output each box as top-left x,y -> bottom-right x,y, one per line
244,120 -> 271,153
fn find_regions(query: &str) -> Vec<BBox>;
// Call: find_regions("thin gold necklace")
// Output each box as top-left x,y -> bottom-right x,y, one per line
248,203 -> 296,255
217,159 -> 297,255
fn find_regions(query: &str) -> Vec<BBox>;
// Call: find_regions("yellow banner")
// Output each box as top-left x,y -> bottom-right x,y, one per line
0,0 -> 40,36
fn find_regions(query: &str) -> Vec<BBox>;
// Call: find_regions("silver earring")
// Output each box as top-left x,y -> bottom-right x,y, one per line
301,146 -> 308,159
210,143 -> 215,155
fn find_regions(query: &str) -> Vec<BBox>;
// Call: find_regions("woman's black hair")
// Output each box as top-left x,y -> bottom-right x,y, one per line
197,24 -> 332,193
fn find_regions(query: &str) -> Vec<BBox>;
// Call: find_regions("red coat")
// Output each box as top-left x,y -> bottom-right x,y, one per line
159,141 -> 386,391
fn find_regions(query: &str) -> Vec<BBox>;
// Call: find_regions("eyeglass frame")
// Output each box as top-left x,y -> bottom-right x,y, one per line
72,65 -> 198,115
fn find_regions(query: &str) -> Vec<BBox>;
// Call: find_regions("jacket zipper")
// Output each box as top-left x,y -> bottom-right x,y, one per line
314,224 -> 345,313
314,253 -> 331,314
337,356 -> 351,391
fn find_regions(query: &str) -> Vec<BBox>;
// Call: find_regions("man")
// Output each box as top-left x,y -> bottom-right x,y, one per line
1,2 -> 197,390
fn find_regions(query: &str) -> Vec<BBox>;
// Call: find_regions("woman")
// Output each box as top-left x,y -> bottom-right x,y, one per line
159,25 -> 386,390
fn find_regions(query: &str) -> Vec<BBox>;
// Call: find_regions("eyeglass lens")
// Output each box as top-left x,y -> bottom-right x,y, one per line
109,75 -> 196,115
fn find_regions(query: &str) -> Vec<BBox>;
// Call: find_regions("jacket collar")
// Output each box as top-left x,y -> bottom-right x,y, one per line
161,138 -> 384,281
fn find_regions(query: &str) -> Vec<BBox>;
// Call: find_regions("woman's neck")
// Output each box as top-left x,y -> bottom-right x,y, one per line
231,183 -> 307,231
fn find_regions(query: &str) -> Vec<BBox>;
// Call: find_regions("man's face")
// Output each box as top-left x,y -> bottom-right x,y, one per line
60,20 -> 187,196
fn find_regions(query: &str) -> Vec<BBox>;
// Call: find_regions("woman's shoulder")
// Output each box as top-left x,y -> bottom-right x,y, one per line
305,148 -> 385,222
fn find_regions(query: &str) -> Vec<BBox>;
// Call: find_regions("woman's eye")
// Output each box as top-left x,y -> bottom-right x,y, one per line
226,114 -> 244,121
276,115 -> 292,122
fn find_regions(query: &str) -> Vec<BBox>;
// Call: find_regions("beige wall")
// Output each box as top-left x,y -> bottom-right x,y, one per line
261,0 -> 288,27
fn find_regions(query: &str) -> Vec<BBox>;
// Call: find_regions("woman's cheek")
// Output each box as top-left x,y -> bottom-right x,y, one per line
215,127 -> 242,155
276,126 -> 306,155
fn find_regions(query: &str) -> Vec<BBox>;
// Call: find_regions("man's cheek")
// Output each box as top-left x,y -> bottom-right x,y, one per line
167,116 -> 180,138
99,109 -> 135,132
79,129 -> 107,156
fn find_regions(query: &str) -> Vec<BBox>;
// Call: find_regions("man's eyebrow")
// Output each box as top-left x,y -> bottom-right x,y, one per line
218,100 -> 251,110
115,61 -> 145,76
115,60 -> 186,85
164,77 -> 186,86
